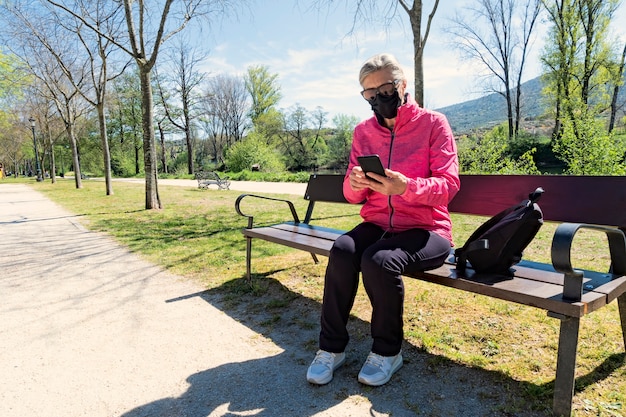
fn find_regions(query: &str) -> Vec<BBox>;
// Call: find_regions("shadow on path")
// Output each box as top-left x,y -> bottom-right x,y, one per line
120,276 -> 565,417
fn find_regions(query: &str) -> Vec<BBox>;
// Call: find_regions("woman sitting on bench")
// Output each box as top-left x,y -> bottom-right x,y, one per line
306,53 -> 460,387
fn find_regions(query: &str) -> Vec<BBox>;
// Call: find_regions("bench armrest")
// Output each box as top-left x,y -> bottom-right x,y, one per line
551,222 -> 626,301
235,193 -> 300,229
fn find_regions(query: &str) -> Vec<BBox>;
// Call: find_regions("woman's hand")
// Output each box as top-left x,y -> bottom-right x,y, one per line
350,166 -> 408,195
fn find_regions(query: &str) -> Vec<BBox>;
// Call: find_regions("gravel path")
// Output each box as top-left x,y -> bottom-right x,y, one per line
0,181 -> 549,417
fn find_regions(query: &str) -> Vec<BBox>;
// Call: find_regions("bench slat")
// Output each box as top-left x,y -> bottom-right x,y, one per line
243,226 -> 335,256
252,223 -> 625,315
408,265 -> 606,317
463,258 -> 626,307
271,223 -> 346,240
590,276 -> 626,304
511,262 -> 626,305
243,224 -> 612,317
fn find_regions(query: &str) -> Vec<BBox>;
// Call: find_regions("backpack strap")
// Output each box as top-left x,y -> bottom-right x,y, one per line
529,187 -> 544,203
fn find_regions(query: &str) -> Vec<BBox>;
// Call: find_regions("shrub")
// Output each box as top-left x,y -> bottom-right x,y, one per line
554,113 -> 626,175
225,135 -> 285,173
458,124 -> 540,174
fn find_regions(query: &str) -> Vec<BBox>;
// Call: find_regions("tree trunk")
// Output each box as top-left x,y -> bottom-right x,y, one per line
139,67 -> 162,210
609,43 -> 626,133
47,129 -> 57,184
409,1 -> 424,106
505,74 -> 514,140
68,125 -> 82,189
158,121 -> 168,174
97,103 -> 114,195
185,124 -> 194,174
50,149 -> 56,184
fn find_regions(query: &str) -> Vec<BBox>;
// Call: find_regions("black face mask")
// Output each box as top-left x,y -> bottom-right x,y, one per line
370,90 -> 402,119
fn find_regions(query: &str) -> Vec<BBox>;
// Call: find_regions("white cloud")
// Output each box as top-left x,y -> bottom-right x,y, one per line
193,0 -> 626,123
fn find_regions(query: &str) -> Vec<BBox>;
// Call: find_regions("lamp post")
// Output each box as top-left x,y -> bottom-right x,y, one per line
28,117 -> 43,182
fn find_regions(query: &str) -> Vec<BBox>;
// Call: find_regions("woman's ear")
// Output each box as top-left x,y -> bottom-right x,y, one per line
399,79 -> 408,102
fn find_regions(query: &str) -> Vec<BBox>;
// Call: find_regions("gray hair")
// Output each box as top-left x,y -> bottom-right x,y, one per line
358,53 -> 406,85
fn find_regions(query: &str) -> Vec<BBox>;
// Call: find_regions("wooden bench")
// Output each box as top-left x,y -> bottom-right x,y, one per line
194,171 -> 230,190
235,173 -> 626,417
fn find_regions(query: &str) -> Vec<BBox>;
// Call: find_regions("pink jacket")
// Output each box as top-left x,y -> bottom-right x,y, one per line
343,94 -> 460,243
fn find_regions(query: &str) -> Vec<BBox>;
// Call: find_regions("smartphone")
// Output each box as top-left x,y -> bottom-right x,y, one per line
357,154 -> 386,182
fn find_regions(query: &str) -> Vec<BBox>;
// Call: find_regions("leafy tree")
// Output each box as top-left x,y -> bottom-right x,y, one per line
244,65 -> 282,127
0,52 -> 29,176
541,0 -> 621,140
326,113 -> 359,170
251,107 -> 284,145
0,113 -> 27,177
0,51 -> 25,103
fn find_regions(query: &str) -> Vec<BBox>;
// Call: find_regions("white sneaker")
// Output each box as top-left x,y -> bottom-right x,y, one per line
306,349 -> 346,385
357,351 -> 403,386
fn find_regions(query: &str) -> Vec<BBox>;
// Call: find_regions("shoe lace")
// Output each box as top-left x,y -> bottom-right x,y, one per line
312,350 -> 335,367
364,353 -> 385,370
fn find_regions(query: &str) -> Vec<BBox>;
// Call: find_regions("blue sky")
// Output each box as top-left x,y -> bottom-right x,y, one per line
196,0 -> 626,124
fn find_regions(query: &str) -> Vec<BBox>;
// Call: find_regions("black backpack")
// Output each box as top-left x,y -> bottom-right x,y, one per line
454,187 -> 544,275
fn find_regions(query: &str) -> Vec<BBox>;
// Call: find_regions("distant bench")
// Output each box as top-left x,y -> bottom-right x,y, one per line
194,171 -> 230,190
235,173 -> 626,417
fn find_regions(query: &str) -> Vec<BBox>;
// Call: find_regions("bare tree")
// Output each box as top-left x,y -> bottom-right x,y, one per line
109,72 -> 144,175
278,104 -> 328,171
46,0 -> 239,209
280,104 -> 309,170
0,114 -> 28,178
198,93 -> 226,165
55,1 -> 129,195
448,0 -> 541,139
30,100 -> 66,183
156,37 -> 208,175
1,2 -> 90,188
205,74 -> 249,151
44,0 -> 128,194
32,67 -> 88,188
2,1 -> 132,191
0,53 -> 31,177
315,0 -> 439,106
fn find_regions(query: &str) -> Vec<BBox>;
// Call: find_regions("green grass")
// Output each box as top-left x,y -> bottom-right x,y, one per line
12,176 -> 625,417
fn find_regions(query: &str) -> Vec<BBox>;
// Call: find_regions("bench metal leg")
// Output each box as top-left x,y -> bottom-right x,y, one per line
553,315 -> 580,417
310,253 -> 319,264
618,293 -> 626,350
245,236 -> 252,282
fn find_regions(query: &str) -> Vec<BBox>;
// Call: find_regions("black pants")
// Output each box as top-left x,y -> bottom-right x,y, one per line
319,222 -> 451,356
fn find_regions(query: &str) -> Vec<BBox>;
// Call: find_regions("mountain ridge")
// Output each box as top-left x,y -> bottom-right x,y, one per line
436,76 -> 626,134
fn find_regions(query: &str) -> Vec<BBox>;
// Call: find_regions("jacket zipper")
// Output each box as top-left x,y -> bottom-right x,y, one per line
387,131 -> 396,231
